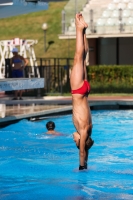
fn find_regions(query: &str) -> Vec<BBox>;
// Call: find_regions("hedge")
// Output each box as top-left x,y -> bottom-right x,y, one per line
87,65 -> 133,93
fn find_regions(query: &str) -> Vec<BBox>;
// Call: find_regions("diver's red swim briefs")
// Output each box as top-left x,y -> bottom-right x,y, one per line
71,80 -> 91,96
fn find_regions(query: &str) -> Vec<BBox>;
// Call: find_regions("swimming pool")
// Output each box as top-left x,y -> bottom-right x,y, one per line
0,110 -> 133,200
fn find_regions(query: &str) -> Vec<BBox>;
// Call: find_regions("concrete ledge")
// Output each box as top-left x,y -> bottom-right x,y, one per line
0,105 -> 72,127
90,100 -> 133,110
1,98 -> 133,127
1,99 -> 133,106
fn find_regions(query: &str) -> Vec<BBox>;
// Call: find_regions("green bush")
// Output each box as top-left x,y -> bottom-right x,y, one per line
87,65 -> 133,93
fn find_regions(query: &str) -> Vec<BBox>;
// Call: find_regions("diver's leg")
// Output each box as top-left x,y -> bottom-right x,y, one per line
15,90 -> 18,99
70,13 -> 86,90
19,90 -> 23,99
83,28 -> 89,80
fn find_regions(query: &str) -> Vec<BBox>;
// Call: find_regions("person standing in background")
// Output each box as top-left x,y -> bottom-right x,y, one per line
10,47 -> 28,100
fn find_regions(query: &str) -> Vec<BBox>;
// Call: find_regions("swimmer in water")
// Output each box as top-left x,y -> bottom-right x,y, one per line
70,13 -> 94,170
46,121 -> 62,136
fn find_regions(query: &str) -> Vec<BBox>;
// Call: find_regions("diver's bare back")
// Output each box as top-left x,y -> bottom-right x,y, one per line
72,94 -> 92,134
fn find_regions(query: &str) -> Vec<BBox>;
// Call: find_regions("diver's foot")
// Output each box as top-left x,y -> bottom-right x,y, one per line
75,13 -> 85,30
79,14 -> 88,28
85,137 -> 94,150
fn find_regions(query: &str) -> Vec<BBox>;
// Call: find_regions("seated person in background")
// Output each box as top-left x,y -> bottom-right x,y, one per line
46,121 -> 62,136
10,47 -> 28,100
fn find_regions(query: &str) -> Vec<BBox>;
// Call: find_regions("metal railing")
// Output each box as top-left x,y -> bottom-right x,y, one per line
61,0 -> 133,35
62,0 -> 89,33
5,58 -> 74,95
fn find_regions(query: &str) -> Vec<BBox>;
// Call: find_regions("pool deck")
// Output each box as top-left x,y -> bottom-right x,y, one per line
0,93 -> 133,127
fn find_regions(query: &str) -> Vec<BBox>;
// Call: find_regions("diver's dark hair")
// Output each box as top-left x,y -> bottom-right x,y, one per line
46,121 -> 55,130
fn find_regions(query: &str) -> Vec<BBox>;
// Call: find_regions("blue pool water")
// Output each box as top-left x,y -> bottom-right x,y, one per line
0,110 -> 133,200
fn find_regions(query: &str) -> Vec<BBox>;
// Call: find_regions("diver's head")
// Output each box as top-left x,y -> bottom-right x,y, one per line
46,121 -> 55,130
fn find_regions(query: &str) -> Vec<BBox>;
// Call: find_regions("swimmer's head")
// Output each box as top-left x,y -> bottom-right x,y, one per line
46,121 -> 55,130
